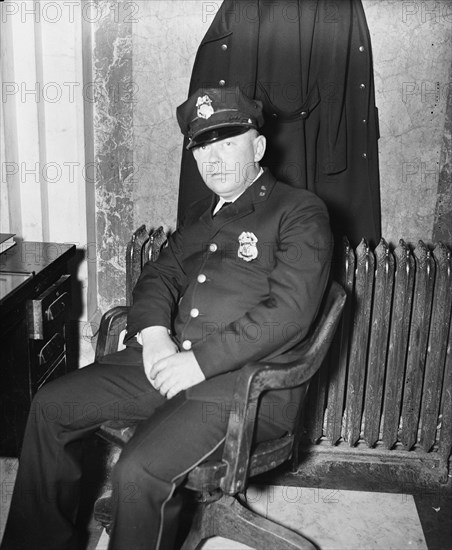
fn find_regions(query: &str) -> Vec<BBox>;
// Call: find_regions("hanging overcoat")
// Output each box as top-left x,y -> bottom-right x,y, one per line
178,0 -> 381,247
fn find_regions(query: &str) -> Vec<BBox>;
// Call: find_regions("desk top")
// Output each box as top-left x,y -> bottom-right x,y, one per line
0,241 -> 76,313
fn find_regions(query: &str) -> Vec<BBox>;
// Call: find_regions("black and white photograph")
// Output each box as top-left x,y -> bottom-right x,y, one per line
0,1 -> 451,549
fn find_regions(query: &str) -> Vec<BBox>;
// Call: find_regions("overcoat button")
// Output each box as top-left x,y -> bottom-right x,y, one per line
209,243 -> 218,252
359,45 -> 365,52
362,152 -> 367,159
301,111 -> 307,118
182,340 -> 192,350
190,308 -> 200,318
219,79 -> 226,86
197,273 -> 207,283
362,119 -> 367,124
360,83 -> 366,89
221,44 -> 228,51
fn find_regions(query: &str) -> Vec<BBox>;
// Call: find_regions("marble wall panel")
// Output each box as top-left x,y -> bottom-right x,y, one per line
93,0 -> 134,311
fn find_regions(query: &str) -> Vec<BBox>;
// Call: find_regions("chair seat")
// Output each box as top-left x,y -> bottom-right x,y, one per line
98,421 -> 294,492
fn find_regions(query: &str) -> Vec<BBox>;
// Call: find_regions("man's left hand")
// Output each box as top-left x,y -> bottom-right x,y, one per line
150,351 -> 206,399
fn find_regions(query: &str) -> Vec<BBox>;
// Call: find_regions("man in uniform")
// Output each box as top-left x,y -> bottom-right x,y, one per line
2,87 -> 332,550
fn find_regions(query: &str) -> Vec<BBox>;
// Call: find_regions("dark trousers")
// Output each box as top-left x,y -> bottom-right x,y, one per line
2,348 -> 284,550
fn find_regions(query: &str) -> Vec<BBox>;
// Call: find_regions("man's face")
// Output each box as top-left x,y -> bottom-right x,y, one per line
192,130 -> 266,200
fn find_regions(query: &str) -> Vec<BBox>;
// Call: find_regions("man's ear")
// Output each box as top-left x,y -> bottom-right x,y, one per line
253,134 -> 266,162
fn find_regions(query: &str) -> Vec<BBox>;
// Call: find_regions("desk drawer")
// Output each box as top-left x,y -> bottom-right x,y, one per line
36,352 -> 67,392
30,330 -> 66,388
27,275 -> 71,340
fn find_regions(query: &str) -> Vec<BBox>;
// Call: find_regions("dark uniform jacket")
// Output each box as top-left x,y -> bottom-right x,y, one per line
126,169 -> 332,430
178,0 -> 381,247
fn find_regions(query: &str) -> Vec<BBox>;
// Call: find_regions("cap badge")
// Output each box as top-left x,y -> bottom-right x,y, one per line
196,95 -> 214,120
238,232 -> 258,262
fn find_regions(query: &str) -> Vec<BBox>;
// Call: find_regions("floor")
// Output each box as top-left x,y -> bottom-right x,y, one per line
2,455 -> 451,550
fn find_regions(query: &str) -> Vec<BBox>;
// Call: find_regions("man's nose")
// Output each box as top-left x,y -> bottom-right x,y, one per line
207,143 -> 221,161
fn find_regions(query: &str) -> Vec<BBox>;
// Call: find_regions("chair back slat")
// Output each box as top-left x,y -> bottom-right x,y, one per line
125,225 -> 167,306
126,225 -> 150,306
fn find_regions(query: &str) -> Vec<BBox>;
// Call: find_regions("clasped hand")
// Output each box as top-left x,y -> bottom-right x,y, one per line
141,326 -> 205,399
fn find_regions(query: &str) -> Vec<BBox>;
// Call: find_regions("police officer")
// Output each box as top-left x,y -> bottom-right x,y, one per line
2,87 -> 332,550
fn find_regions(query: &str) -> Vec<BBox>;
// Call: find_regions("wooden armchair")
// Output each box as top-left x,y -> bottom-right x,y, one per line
93,225 -> 346,550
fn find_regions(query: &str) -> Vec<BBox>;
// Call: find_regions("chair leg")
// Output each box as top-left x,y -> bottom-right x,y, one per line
180,500 -> 219,550
181,494 -> 318,550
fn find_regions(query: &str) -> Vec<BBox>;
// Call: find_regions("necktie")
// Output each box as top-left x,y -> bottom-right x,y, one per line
215,201 -> 232,215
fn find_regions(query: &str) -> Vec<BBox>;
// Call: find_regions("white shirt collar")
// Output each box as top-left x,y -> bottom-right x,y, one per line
213,167 -> 264,215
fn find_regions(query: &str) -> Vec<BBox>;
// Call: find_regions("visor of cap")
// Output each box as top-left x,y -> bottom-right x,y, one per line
187,125 -> 254,150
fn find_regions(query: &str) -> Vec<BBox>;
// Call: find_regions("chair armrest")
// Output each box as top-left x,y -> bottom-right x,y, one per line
95,306 -> 130,361
219,359 -> 311,494
220,281 -> 347,494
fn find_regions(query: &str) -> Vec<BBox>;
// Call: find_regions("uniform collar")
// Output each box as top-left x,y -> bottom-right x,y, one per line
213,167 -> 264,215
199,167 -> 276,229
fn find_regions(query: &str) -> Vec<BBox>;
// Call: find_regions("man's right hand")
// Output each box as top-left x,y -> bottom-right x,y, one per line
141,326 -> 179,387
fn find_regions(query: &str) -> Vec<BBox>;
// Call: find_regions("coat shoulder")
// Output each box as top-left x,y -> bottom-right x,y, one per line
270,179 -> 329,215
180,195 -> 212,225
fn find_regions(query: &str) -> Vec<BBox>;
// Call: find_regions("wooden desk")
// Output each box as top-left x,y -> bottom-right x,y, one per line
0,241 -> 76,456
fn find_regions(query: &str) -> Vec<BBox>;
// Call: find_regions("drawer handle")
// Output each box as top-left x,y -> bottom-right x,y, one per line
45,292 -> 68,321
38,333 -> 65,366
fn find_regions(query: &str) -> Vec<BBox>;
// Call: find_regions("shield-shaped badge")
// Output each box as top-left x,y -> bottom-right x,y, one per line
238,232 -> 258,262
196,95 -> 214,119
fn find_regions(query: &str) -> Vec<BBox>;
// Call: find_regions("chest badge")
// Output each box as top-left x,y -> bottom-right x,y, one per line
238,232 -> 258,262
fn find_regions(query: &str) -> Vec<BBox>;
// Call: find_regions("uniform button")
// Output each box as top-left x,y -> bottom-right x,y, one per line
362,152 -> 367,159
190,308 -> 200,318
221,44 -> 228,51
272,113 -> 278,118
209,243 -> 218,252
359,45 -> 365,52
182,340 -> 192,350
359,83 -> 366,89
219,79 -> 226,86
362,119 -> 367,124
300,111 -> 308,118
197,273 -> 207,283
